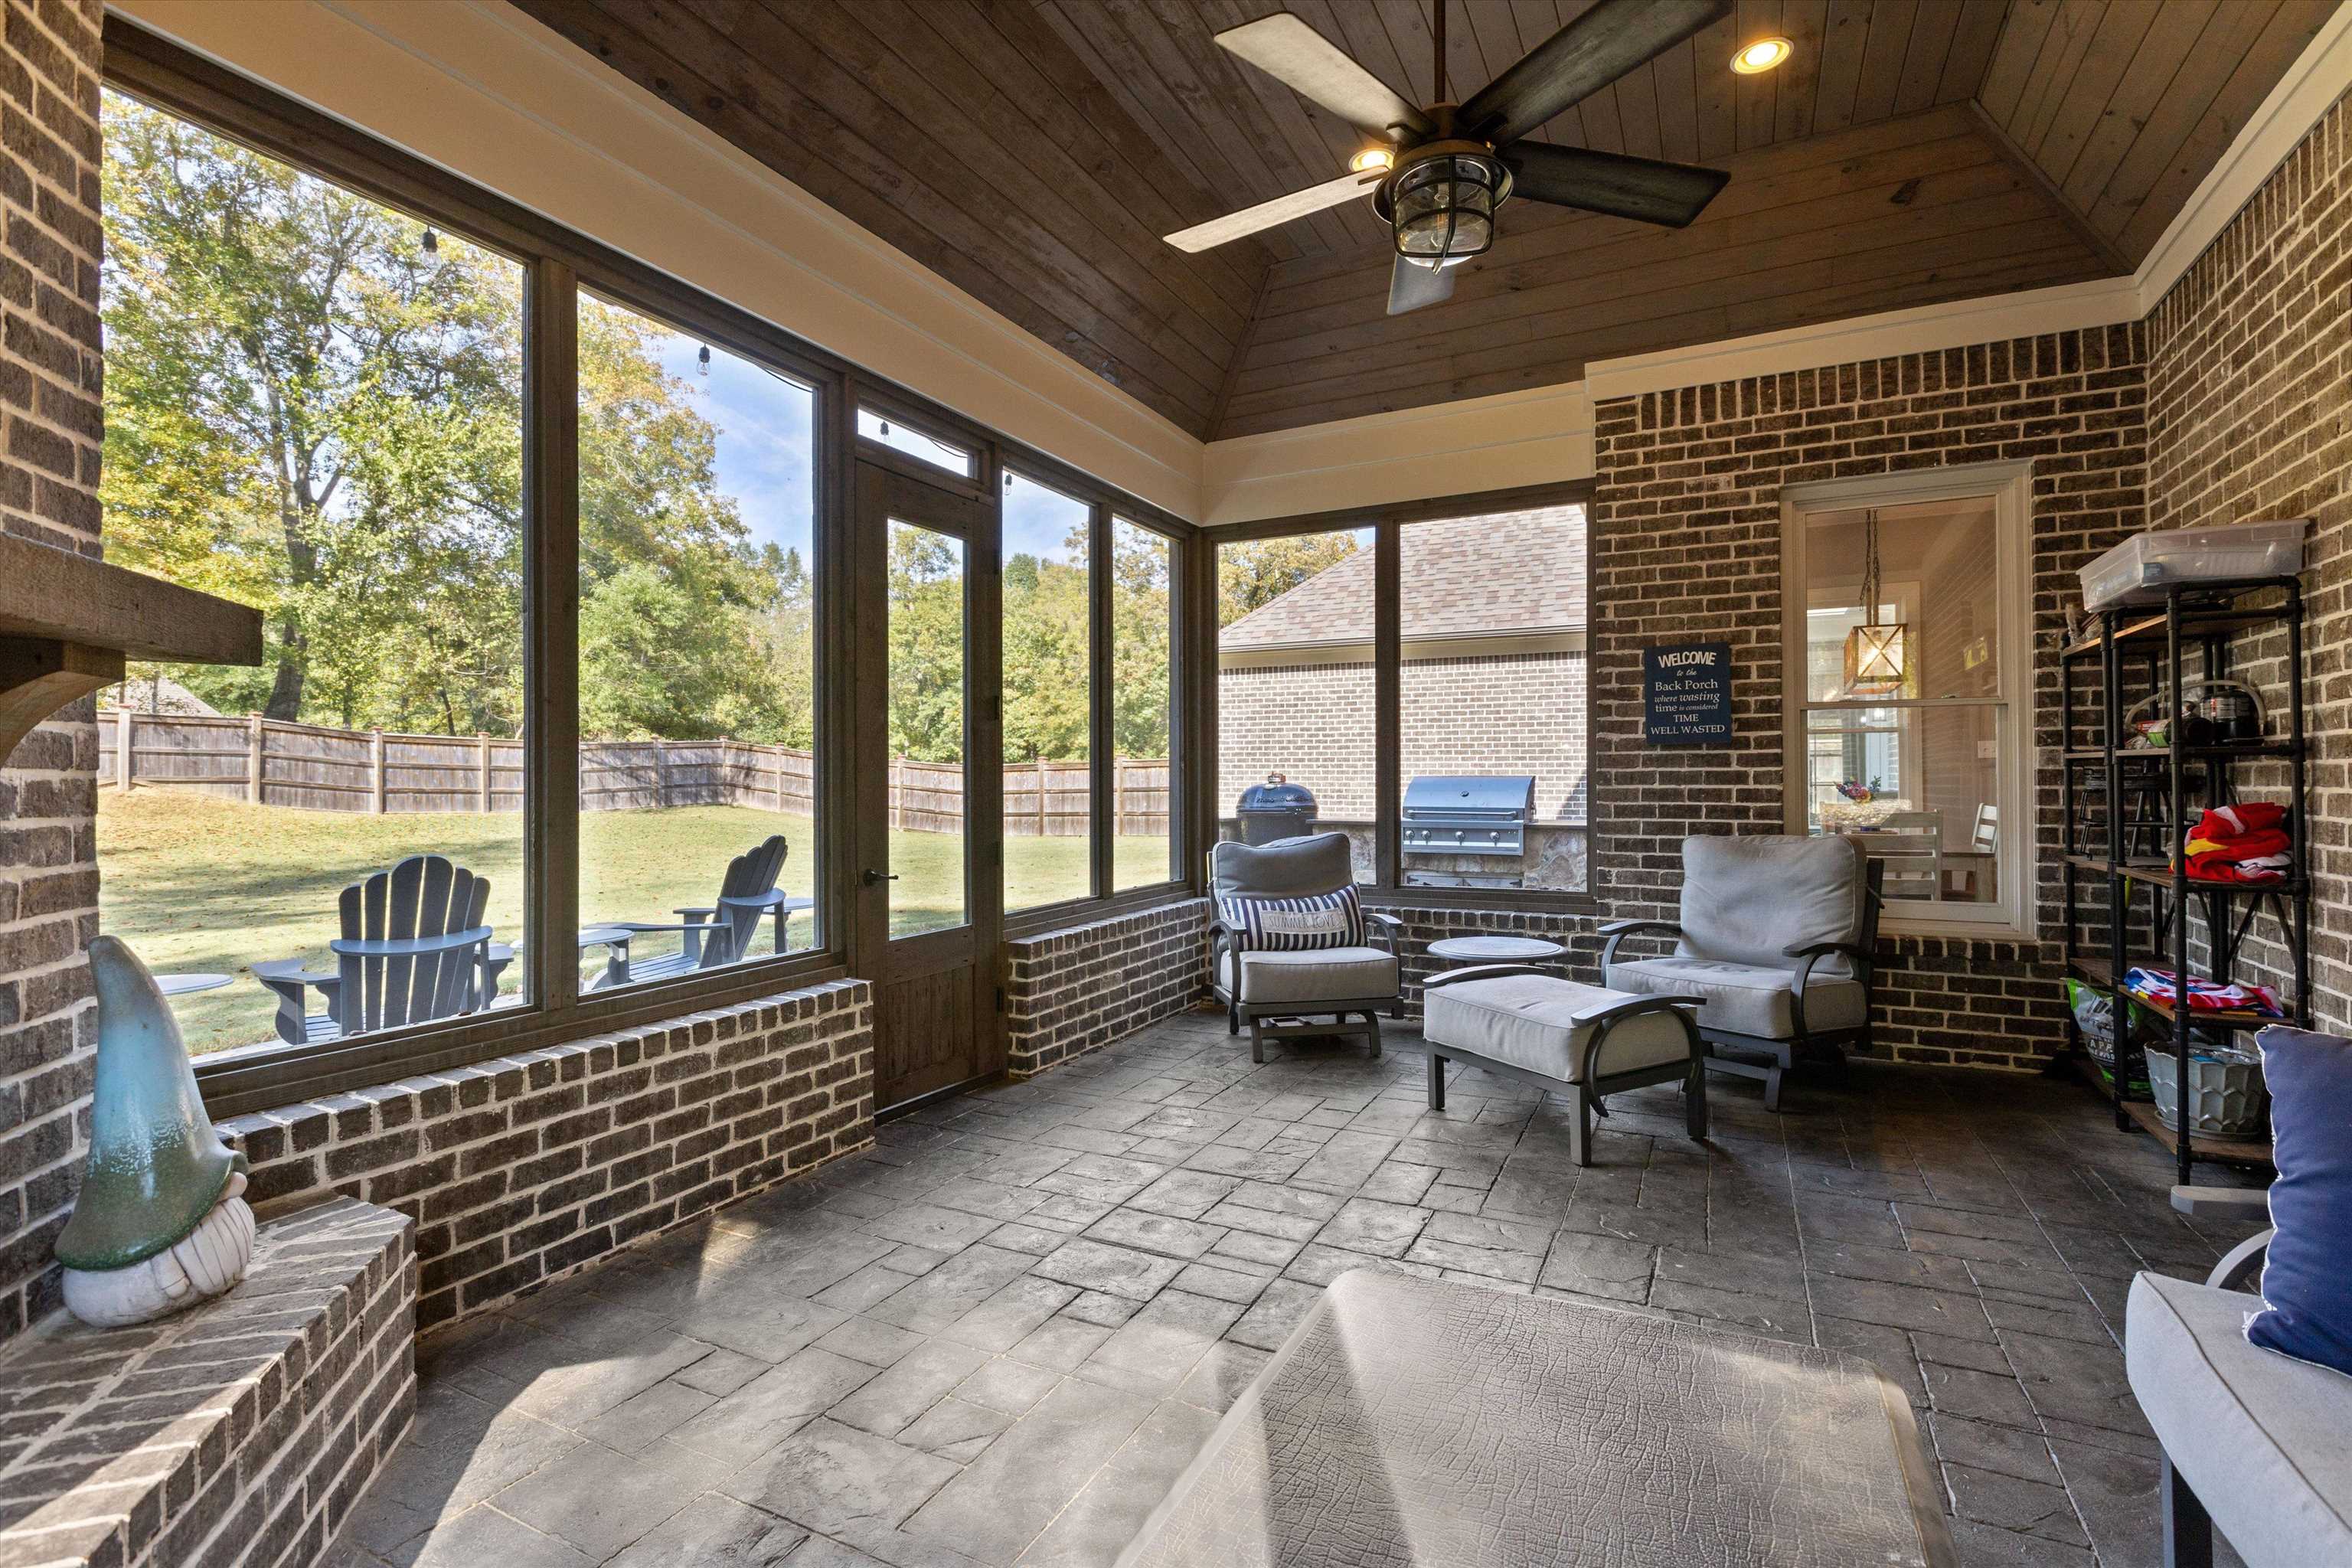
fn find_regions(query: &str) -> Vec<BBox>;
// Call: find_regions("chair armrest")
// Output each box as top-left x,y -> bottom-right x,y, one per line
250,958 -> 334,988
673,905 -> 717,920
1596,919 -> 1681,938
1784,940 -> 1871,963
2170,1184 -> 2271,1220
608,921 -> 714,936
1576,992 -> 1704,1027
2208,1228 -> 2274,1292
1363,912 -> 1403,929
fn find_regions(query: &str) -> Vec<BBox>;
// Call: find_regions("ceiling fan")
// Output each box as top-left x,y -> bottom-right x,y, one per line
1168,0 -> 1736,315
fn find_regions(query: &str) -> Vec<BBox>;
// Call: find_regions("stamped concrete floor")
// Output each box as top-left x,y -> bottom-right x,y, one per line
332,1010 -> 2265,1568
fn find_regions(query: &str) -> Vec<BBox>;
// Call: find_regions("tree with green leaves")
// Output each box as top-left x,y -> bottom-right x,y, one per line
1217,531 -> 1359,626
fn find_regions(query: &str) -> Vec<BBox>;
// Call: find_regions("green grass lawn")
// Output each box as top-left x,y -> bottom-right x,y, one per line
99,790 -> 1168,1055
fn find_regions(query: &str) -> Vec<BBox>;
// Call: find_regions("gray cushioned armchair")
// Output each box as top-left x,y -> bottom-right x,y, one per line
1599,834 -> 1883,1111
1209,833 -> 1402,1063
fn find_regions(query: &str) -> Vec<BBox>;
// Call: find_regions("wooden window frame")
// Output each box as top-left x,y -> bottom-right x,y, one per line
1200,479 -> 1598,913
104,20 -> 1200,1116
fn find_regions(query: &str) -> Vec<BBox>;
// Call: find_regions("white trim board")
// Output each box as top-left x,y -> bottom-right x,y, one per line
108,0 -> 1205,520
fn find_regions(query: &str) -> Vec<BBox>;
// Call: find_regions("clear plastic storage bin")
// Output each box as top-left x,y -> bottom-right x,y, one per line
2079,520 -> 2307,611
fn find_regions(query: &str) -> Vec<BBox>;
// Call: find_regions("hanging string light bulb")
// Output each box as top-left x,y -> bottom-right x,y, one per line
421,227 -> 439,256
1843,506 -> 1910,697
697,345 -> 711,376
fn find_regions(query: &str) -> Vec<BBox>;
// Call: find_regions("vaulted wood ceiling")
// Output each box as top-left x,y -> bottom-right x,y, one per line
511,0 -> 2334,442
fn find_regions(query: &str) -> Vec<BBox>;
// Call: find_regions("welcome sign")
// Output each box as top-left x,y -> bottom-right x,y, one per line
1642,642 -> 1733,746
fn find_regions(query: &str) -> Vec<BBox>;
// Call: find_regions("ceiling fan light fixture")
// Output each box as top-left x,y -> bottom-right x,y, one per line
1387,152 -> 1506,268
1732,36 -> 1792,74
1350,145 -> 1395,174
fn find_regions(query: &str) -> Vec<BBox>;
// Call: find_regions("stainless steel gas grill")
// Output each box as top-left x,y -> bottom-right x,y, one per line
1401,775 -> 1537,887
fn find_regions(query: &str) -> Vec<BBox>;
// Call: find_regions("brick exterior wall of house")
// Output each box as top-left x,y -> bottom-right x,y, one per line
0,1197 -> 413,1568
220,982 -> 873,1334
0,0 -> 104,1352
1218,651 -> 1589,824
1004,900 -> 1207,1077
1589,328 -> 2151,1070
2142,89 -> 2352,1032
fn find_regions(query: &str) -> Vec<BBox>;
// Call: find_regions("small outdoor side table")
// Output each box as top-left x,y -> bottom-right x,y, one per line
155,972 -> 232,998
1426,934 -> 1566,972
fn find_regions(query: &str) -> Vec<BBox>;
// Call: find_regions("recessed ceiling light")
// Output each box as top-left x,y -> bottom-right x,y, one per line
1732,36 -> 1792,74
1350,146 -> 1394,174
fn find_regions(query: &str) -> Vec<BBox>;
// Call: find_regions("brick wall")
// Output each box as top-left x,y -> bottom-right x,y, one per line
1586,327 -> 2150,1070
0,1197 -> 413,1568
0,0 -> 103,1351
1004,900 -> 1207,1077
220,982 -> 872,1333
1217,651 -> 1588,824
2143,88 -> 2352,1031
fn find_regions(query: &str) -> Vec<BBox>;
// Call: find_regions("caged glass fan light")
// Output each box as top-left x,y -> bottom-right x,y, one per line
1843,507 -> 1910,697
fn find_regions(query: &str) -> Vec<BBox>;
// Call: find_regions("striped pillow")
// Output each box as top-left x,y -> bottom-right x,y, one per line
1218,885 -> 1365,952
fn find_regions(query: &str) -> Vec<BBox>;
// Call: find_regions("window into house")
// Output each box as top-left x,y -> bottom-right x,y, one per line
576,295 -> 821,991
1217,528 -> 1375,884
1111,518 -> 1177,890
96,88 -> 531,1056
1399,504 -> 1589,893
1001,471 -> 1091,910
1787,483 -> 2020,926
858,407 -> 974,478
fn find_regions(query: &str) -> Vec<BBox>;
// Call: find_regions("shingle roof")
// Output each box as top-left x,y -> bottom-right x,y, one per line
1219,504 -> 1586,652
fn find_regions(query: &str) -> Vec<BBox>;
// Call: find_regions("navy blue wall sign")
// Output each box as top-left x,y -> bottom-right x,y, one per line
1643,642 -> 1733,746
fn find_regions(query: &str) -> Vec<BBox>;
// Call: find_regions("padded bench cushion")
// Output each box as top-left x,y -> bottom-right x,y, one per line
2126,1272 -> 2352,1566
1220,946 -> 1396,1006
1423,974 -> 1690,1083
1608,954 -> 1866,1040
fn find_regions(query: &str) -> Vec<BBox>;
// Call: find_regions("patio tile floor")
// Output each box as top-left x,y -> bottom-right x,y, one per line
332,1010 -> 2263,1568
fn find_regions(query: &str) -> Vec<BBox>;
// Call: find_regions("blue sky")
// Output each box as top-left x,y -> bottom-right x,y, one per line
655,333 -> 1083,568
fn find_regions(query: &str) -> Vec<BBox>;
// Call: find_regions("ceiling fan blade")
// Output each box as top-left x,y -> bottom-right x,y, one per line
1214,12 -> 1432,139
1501,142 -> 1729,228
1387,254 -> 1456,316
1164,170 -> 1378,252
1461,0 -> 1730,145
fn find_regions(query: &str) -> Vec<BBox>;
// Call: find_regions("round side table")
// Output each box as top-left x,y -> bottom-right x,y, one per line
155,972 -> 233,998
1426,935 -> 1566,972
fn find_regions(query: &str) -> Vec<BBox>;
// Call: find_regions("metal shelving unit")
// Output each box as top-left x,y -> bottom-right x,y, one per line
2057,576 -> 2308,1184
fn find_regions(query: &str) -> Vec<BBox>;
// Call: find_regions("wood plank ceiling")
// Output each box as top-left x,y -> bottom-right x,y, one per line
510,0 -> 2334,442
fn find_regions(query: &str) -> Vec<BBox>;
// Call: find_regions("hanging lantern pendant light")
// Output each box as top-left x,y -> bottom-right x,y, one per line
1843,507 -> 1910,697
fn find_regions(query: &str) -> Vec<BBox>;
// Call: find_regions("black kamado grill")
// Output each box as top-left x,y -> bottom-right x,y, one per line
1237,773 -> 1318,844
1402,775 -> 1537,887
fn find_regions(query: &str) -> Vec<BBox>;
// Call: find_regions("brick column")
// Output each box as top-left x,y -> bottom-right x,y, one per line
0,0 -> 103,1347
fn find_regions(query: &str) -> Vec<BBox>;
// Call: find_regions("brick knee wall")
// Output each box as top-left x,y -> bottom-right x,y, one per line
1004,900 -> 1207,1077
219,982 -> 872,1332
0,0 -> 104,1351
0,1196 -> 414,1568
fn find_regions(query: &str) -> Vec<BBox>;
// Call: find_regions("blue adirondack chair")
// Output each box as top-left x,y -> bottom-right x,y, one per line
252,854 -> 511,1044
586,835 -> 797,991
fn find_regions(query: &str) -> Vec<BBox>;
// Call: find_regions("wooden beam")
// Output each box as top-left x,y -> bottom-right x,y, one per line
0,638 -> 122,765
0,532 -> 260,665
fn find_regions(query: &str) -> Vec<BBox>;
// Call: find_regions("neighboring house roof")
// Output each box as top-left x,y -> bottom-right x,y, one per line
1219,505 -> 1586,652
98,678 -> 220,717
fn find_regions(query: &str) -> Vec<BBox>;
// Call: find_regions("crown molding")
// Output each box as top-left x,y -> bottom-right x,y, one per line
108,0 -> 1204,519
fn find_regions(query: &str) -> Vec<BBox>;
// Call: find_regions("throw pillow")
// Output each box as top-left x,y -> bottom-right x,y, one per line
2246,1024 -> 2352,1377
1217,885 -> 1365,952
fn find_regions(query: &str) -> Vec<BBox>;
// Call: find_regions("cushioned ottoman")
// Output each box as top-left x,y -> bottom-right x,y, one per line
1420,968 -> 1704,1165
1116,1269 -> 1956,1567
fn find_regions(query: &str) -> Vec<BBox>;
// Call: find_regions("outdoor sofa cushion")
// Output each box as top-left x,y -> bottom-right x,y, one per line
1210,832 -> 1354,900
2127,1269 -> 2352,1567
1220,946 -> 1396,1007
1422,973 -> 1688,1083
1679,834 -> 1868,978
2246,1024 -> 2352,1377
1607,954 -> 1866,1041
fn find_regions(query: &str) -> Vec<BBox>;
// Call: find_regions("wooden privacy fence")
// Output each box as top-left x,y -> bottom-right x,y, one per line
98,710 -> 1170,835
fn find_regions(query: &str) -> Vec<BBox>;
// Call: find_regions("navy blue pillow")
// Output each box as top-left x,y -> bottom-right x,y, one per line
2246,1025 -> 2352,1376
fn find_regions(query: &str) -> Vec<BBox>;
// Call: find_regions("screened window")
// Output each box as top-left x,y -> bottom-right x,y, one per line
858,407 -> 974,477
1111,518 -> 1177,890
1785,472 -> 2027,930
1001,471 -> 1092,910
1399,504 -> 1588,893
1217,528 -> 1375,885
96,87 -> 530,1055
573,296 -> 822,991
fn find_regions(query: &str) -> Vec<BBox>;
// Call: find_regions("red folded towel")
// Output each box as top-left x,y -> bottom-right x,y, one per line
2180,802 -> 2291,884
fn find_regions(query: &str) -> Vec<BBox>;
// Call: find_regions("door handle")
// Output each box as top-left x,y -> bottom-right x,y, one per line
862,869 -> 898,887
